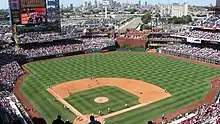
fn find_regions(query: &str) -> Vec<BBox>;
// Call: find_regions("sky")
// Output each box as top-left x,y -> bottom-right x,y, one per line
1,0 -> 216,9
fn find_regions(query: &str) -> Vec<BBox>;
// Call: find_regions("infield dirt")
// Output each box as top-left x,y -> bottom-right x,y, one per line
48,78 -> 171,124
49,78 -> 171,104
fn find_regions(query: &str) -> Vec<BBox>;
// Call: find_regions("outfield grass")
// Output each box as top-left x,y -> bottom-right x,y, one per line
21,52 -> 220,124
65,86 -> 139,115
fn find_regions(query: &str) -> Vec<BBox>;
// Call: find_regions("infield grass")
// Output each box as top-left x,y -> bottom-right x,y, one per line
21,52 -> 220,124
65,86 -> 139,115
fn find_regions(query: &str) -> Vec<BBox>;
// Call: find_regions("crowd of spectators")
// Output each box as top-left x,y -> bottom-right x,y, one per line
174,30 -> 220,41
61,25 -> 82,38
0,91 -> 33,124
200,15 -> 220,28
17,31 -> 81,44
0,21 -> 13,46
14,37 -> 115,58
15,42 -> 83,58
0,51 -> 34,124
169,102 -> 220,124
0,25 -> 11,34
17,25 -> 113,44
191,15 -> 220,28
159,44 -> 220,64
0,61 -> 23,91
82,37 -> 115,50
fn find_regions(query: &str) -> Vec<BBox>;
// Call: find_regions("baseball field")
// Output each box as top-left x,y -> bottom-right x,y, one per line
20,52 -> 220,124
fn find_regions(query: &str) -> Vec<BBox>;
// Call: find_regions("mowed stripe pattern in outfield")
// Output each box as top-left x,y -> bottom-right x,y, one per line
65,86 -> 140,115
21,52 -> 220,124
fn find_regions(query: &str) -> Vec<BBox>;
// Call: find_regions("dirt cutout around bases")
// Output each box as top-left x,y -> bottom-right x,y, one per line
48,78 -> 171,124
49,78 -> 171,104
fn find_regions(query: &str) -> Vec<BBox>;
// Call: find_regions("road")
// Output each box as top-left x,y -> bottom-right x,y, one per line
117,17 -> 142,33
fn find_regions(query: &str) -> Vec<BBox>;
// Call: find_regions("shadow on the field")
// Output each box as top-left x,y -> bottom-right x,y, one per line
32,117 -> 47,124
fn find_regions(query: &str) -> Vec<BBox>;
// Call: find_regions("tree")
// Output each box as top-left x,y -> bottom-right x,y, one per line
171,15 -> 192,24
141,12 -> 152,24
141,24 -> 152,30
185,15 -> 192,23
130,8 -> 138,14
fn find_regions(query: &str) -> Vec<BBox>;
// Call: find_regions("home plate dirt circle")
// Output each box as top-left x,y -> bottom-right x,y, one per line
94,97 -> 109,103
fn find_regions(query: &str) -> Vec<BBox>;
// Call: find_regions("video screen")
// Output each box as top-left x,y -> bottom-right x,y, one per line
21,8 -> 46,24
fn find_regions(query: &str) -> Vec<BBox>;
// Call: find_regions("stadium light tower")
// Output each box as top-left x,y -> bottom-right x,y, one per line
103,0 -> 109,19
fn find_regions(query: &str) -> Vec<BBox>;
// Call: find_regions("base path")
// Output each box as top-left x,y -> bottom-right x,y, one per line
49,78 -> 171,104
102,102 -> 151,119
49,78 -> 171,124
47,88 -> 87,120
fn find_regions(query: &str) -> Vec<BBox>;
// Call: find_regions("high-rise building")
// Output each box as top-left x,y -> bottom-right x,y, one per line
98,1 -> 101,8
109,0 -> 114,8
61,4 -> 64,9
84,1 -> 88,9
115,2 -> 121,8
95,0 -> 98,8
88,1 -> 92,8
138,0 -> 141,8
217,0 -> 220,7
70,4 -> 73,10
158,3 -> 188,17
145,1 -> 148,7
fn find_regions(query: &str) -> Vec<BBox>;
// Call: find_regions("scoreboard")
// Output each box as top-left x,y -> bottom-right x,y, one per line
9,0 -> 61,33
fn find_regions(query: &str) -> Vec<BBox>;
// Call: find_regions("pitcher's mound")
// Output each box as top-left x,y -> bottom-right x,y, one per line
94,97 -> 109,103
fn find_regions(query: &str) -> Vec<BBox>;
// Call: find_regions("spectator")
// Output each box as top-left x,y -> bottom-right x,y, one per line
0,117 -> 4,124
65,120 -> 71,124
52,115 -> 64,124
147,120 -> 153,124
88,115 -> 101,124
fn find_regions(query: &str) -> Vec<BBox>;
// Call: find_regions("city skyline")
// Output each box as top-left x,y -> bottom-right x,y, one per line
1,0 -> 216,9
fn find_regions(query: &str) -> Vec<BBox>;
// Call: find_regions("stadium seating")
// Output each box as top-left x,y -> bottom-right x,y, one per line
0,52 -> 34,124
170,102 -> 220,124
192,14 -> 220,29
174,30 -> 220,41
13,37 -> 115,58
159,44 -> 220,64
0,22 -> 13,45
